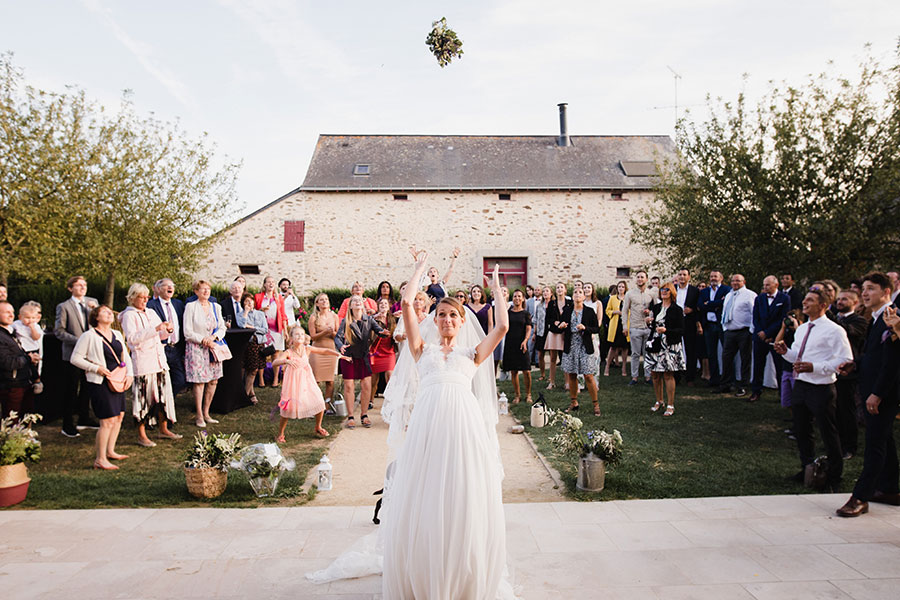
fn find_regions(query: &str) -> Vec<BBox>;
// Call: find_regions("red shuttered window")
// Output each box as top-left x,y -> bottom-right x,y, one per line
284,220 -> 305,252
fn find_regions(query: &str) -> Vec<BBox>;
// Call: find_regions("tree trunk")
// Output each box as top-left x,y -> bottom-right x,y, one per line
104,272 -> 116,307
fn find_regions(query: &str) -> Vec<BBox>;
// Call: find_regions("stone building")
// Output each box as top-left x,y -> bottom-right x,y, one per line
199,114 -> 676,293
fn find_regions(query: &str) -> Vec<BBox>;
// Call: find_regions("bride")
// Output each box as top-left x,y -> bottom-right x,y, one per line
308,251 -> 514,599
381,251 -> 510,598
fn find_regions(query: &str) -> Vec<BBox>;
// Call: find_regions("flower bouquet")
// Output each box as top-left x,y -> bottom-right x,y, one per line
183,431 -> 242,499
548,410 -> 623,464
548,410 -> 622,492
230,443 -> 296,497
0,412 -> 41,507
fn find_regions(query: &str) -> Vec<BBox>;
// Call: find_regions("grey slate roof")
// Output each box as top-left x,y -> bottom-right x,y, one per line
300,135 -> 676,192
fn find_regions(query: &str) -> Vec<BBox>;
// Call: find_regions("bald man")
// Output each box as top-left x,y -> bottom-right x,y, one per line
748,275 -> 792,403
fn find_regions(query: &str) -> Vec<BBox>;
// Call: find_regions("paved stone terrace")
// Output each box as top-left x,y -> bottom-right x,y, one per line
2,494 -> 899,599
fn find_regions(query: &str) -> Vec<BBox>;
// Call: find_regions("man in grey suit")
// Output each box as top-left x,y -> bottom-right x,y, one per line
54,275 -> 99,437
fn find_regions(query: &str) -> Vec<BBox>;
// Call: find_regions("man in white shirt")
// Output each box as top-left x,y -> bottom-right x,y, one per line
148,278 -> 186,395
776,288 -> 853,491
715,274 -> 756,396
622,271 -> 659,385
279,278 -> 301,327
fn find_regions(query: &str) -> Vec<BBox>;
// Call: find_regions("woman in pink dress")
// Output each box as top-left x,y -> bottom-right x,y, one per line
274,325 -> 347,442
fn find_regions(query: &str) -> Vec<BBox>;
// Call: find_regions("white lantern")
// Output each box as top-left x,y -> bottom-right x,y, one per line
498,392 -> 509,415
317,455 -> 333,491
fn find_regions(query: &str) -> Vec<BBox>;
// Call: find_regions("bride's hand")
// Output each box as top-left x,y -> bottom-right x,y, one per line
408,245 -> 420,261
414,249 -> 428,269
490,263 -> 500,290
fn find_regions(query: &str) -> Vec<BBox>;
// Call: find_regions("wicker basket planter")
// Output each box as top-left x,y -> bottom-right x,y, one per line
184,467 -> 227,499
0,463 -> 31,507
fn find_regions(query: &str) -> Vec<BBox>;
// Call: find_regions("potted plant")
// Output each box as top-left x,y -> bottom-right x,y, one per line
231,443 -> 295,498
0,412 -> 41,507
548,410 -> 623,492
183,431 -> 242,499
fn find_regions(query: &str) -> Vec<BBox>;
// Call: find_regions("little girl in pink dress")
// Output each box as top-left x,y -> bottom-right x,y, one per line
274,326 -> 347,442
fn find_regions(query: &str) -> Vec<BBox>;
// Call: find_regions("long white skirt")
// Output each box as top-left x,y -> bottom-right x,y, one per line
382,371 -> 509,599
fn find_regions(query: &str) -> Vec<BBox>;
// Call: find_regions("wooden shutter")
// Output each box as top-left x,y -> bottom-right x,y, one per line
283,220 -> 305,252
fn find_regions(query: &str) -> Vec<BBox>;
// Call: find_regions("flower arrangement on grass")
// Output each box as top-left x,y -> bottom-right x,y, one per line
230,443 -> 296,497
547,409 -> 623,465
184,431 -> 242,472
0,412 -> 41,466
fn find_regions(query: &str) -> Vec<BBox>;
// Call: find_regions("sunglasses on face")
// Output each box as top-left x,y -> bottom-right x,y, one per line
456,295 -> 466,300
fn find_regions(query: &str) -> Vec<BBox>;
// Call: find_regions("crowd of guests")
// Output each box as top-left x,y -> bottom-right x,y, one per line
1,264 -> 899,518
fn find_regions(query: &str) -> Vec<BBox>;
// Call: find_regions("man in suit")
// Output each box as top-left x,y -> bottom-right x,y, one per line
698,270 -> 729,387
780,272 -> 804,314
53,275 -> 99,436
674,268 -> 701,383
220,280 -> 245,326
834,289 -> 868,459
748,275 -> 791,403
148,278 -> 187,395
836,272 -> 900,517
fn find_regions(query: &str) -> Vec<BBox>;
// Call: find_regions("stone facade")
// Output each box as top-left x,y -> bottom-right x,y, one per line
198,188 -> 658,294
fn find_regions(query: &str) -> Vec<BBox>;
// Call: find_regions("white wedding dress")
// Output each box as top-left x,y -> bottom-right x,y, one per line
382,343 -> 510,599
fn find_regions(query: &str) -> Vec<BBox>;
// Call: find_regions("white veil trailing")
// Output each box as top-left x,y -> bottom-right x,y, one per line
306,308 -> 503,586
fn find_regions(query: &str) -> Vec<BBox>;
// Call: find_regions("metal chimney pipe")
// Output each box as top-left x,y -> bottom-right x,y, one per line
557,103 -> 570,147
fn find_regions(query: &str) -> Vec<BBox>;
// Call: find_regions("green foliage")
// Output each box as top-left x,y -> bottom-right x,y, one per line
0,412 -> 41,465
425,17 -> 464,68
184,431 -> 242,472
0,53 -> 241,302
632,47 -> 900,285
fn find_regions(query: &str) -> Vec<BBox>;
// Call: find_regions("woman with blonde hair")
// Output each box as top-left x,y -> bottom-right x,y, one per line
308,292 -> 341,403
119,283 -> 179,447
184,280 -> 226,426
336,295 -> 388,428
393,290 -> 430,353
604,281 -> 630,376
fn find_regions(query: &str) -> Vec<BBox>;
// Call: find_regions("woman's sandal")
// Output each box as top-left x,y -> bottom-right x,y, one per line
546,383 -> 555,390
345,417 -> 356,429
249,393 -> 258,405
512,397 -> 521,404
361,415 -> 372,428
93,461 -> 118,471
593,404 -> 601,416
526,395 -> 533,404
565,402 -> 580,413
315,428 -> 330,438
663,405 -> 675,417
651,401 -> 663,412
275,435 -> 286,443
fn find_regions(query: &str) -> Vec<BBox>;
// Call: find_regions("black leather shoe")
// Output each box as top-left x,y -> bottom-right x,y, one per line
78,416 -> 100,429
871,491 -> 900,506
61,425 -> 80,438
734,388 -> 747,397
836,496 -> 869,517
746,393 -> 760,403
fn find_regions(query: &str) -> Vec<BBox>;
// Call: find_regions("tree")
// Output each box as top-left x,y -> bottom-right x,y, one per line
0,54 -> 241,303
631,47 -> 900,286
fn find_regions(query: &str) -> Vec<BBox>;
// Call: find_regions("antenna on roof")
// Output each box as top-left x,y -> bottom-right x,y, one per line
666,65 -> 682,128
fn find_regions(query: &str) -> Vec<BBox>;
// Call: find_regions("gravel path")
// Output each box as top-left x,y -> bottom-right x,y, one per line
305,396 -> 564,507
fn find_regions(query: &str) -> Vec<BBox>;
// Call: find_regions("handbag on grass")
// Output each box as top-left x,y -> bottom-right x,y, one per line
95,331 -> 131,393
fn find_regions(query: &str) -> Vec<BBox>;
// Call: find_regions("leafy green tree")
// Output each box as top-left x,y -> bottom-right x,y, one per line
632,48 -> 900,286
0,54 -> 241,303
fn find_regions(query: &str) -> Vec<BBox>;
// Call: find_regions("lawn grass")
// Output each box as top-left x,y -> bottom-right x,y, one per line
13,386 -> 340,509
7,369 -> 872,509
501,370 -> 867,501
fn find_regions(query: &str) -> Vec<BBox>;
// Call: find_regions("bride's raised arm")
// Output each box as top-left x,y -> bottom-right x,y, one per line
402,249 -> 430,361
474,264 -> 509,365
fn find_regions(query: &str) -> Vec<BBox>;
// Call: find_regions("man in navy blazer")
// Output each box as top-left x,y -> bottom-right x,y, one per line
147,278 -> 187,395
674,268 -> 701,383
697,270 -> 729,387
748,275 -> 791,403
836,272 -> 900,517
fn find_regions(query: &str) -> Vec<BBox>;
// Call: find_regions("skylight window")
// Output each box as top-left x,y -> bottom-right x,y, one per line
353,164 -> 370,176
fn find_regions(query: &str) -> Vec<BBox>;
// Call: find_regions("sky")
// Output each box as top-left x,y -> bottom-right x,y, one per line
2,1 -> 898,217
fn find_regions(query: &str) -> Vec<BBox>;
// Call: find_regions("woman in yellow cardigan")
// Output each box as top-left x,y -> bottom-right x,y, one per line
604,281 -> 630,376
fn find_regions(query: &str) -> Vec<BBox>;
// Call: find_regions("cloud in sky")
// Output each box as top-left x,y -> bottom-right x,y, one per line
80,0 -> 197,109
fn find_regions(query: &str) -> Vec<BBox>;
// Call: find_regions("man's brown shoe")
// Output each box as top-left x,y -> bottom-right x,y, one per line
836,496 -> 869,518
871,491 -> 900,506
